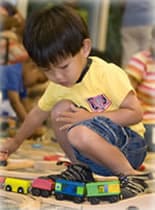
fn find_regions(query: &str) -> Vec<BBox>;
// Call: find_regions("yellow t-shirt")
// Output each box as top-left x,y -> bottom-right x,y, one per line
38,56 -> 145,136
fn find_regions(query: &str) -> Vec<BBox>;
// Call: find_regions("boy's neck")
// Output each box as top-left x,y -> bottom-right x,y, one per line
76,58 -> 92,83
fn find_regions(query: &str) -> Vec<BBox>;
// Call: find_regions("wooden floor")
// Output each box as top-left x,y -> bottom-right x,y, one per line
0,134 -> 155,210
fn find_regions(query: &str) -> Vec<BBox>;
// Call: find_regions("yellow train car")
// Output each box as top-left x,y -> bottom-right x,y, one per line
4,177 -> 31,194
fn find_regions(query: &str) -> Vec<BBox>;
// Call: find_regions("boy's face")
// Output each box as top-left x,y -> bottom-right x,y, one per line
43,39 -> 91,87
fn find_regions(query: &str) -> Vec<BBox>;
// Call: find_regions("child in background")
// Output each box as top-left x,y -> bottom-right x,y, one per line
0,1 -> 47,136
0,4 -> 149,199
0,1 -> 25,40
0,59 -> 47,122
125,40 -> 155,151
0,59 -> 47,138
121,0 -> 155,67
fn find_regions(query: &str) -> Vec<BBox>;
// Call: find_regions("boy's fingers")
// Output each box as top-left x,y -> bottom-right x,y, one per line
59,124 -> 72,131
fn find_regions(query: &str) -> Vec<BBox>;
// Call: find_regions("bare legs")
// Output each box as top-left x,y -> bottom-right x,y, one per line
68,125 -> 139,175
51,100 -> 78,163
51,100 -> 140,175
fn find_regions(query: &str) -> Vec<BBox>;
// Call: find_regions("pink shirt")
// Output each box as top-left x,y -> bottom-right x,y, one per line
126,50 -> 155,124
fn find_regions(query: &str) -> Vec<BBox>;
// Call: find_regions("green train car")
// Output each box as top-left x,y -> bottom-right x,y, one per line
86,180 -> 120,204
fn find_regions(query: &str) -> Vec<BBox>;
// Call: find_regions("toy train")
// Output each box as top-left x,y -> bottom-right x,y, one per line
0,176 -> 121,204
55,178 -> 121,204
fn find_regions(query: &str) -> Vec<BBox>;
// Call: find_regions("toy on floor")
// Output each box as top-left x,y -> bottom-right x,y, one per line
127,206 -> 139,210
31,177 -> 55,197
0,174 -> 121,205
43,154 -> 65,161
55,178 -> 121,204
4,177 -> 31,194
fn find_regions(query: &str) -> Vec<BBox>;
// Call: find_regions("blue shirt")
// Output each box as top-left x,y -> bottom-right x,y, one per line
0,63 -> 27,100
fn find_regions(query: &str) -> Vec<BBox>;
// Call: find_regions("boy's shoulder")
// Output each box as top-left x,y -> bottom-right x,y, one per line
90,56 -> 124,74
90,56 -> 108,65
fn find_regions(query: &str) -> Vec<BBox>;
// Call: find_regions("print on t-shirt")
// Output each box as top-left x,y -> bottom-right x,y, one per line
87,94 -> 111,112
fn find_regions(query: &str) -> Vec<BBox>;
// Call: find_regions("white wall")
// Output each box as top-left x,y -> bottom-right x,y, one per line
16,0 -> 28,18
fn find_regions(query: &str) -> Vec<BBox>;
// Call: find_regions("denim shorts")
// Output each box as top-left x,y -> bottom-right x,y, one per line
70,116 -> 147,176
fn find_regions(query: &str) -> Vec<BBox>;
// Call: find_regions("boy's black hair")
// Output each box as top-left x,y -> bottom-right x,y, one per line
23,4 -> 90,68
0,1 -> 17,16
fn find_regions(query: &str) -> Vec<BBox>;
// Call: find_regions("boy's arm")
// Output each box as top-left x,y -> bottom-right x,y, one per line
102,90 -> 143,126
0,105 -> 50,156
57,91 -> 143,130
22,97 -> 33,113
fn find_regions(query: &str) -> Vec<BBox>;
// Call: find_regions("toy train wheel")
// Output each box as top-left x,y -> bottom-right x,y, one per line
5,185 -> 12,192
74,196 -> 84,203
55,193 -> 64,200
18,187 -> 24,194
88,197 -> 100,205
41,190 -> 51,197
108,195 -> 120,203
31,188 -> 40,196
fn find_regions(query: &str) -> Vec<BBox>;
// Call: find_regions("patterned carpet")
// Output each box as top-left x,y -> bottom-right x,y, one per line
0,136 -> 155,210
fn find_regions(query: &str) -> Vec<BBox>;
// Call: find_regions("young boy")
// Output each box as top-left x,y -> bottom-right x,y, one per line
0,4 -> 149,199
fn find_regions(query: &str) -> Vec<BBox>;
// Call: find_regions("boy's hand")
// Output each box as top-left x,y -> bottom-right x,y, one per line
56,104 -> 93,130
0,151 -> 8,166
0,137 -> 19,157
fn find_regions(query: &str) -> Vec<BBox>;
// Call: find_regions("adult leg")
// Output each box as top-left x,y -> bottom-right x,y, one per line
121,25 -> 152,67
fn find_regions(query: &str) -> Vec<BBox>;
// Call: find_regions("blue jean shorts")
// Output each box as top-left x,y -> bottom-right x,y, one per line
70,116 -> 147,176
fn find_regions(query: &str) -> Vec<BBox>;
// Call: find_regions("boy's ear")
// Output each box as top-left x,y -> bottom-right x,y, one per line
82,38 -> 92,58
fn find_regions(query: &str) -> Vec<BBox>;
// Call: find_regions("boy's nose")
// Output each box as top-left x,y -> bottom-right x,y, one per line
54,72 -> 64,81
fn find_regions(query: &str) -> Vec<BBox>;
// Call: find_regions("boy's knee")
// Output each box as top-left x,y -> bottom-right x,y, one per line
68,125 -> 90,150
50,99 -> 74,121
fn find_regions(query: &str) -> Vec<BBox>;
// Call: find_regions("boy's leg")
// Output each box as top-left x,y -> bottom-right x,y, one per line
50,100 -> 146,177
49,100 -> 149,199
68,124 -> 138,176
51,99 -> 134,176
67,116 -> 149,198
49,99 -> 94,182
51,100 -> 78,163
67,116 -> 147,176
